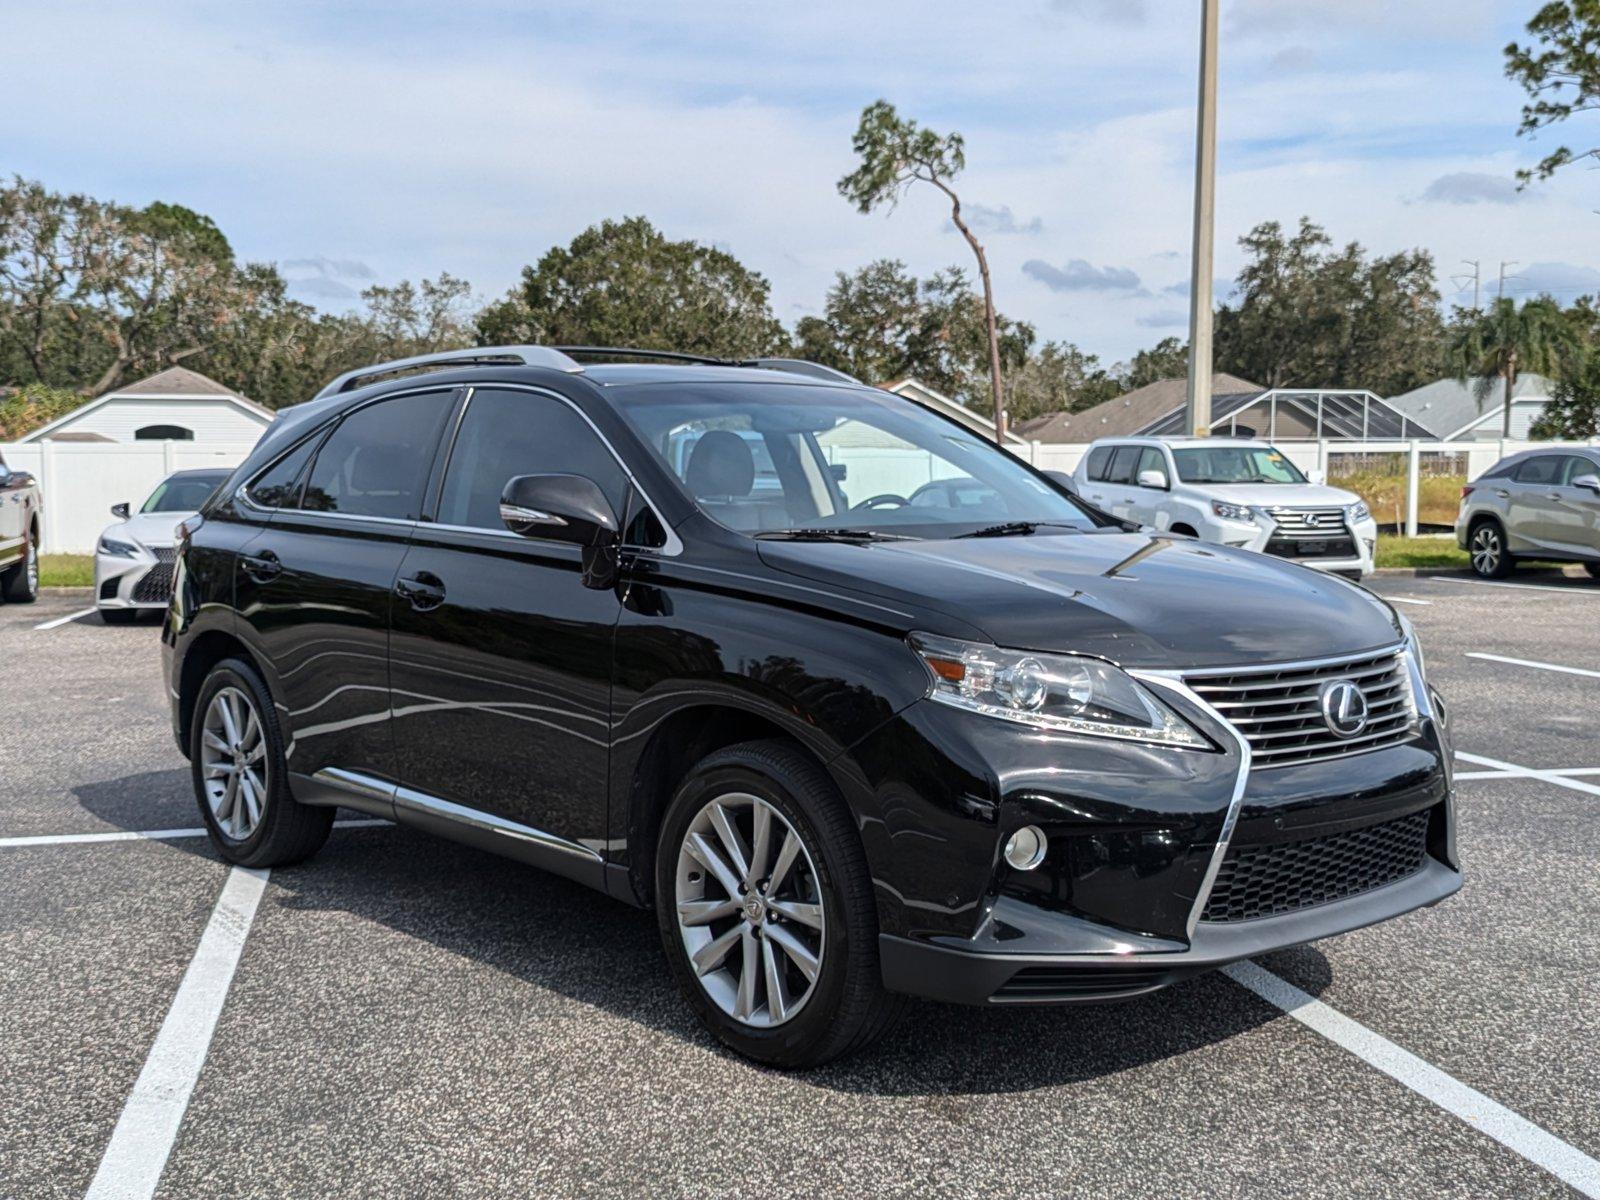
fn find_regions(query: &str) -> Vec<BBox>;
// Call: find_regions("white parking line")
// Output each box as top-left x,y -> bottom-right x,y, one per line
1466,652 -> 1600,680
0,819 -> 391,849
85,866 -> 269,1200
1428,576 -> 1597,596
1456,751 -> 1600,798
1225,961 -> 1600,1197
1384,597 -> 1433,606
32,606 -> 98,630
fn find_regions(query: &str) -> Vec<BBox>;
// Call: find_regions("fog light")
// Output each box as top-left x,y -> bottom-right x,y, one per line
1003,825 -> 1047,871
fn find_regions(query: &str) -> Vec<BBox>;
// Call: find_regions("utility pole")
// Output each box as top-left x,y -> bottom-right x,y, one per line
1184,0 -> 1219,437
1498,261 -> 1518,300
1460,259 -> 1480,311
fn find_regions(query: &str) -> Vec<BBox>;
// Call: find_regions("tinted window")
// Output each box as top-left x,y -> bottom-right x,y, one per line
247,436 -> 322,509
302,391 -> 452,520
1563,456 -> 1599,485
436,389 -> 627,531
1515,456 -> 1563,485
1135,447 -> 1169,487
142,472 -> 230,513
1479,460 -> 1518,480
1085,445 -> 1113,481
1105,446 -> 1141,485
1172,445 -> 1306,484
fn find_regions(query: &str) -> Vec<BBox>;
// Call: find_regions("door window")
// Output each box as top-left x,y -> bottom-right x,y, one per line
1514,456 -> 1563,486
1561,456 -> 1599,485
1084,445 -> 1113,481
1135,447 -> 1169,488
301,391 -> 453,520
247,436 -> 323,509
1105,446 -> 1141,485
436,389 -> 628,531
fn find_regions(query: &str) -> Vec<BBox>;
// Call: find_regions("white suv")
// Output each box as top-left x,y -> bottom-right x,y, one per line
1072,437 -> 1377,578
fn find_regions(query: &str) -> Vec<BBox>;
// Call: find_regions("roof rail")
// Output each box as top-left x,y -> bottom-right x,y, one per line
553,346 -> 737,366
312,345 -> 584,400
740,358 -> 863,385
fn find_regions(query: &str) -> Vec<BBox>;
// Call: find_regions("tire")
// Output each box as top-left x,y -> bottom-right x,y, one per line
0,530 -> 39,603
1468,520 -> 1515,579
655,739 -> 904,1068
1584,562 -> 1600,581
99,608 -> 139,625
190,657 -> 333,867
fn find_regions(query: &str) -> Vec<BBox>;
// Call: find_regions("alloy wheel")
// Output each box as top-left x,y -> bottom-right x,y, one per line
675,792 -> 826,1029
1470,526 -> 1500,575
200,686 -> 267,840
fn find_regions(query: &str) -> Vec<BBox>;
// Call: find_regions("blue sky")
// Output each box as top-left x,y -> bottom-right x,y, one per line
7,0 -> 1599,364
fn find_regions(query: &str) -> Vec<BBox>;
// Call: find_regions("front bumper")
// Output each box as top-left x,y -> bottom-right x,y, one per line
1209,513 -> 1377,576
95,544 -> 177,609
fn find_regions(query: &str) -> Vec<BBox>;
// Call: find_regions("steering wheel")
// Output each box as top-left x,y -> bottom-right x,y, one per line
852,493 -> 911,511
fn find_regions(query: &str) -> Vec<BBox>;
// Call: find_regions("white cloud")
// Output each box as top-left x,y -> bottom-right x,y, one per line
1023,259 -> 1144,292
1420,172 -> 1524,206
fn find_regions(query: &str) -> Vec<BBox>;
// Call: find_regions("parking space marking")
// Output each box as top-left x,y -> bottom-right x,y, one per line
1455,751 -> 1600,798
1224,961 -> 1600,1197
1384,597 -> 1433,606
1466,652 -> 1600,680
85,866 -> 269,1200
1427,576 -> 1598,597
1451,770 -> 1520,781
32,606 -> 98,630
0,819 -> 391,850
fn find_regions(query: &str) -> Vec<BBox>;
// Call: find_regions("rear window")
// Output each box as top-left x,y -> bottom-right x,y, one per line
1105,446 -> 1141,485
1514,456 -> 1563,485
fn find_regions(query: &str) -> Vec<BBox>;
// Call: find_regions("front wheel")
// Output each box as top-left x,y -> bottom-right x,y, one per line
655,740 -> 902,1068
1468,521 -> 1515,579
0,532 -> 39,602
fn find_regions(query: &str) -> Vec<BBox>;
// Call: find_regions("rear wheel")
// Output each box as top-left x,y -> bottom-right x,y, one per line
1468,520 -> 1515,579
0,531 -> 39,602
190,658 -> 332,867
655,739 -> 902,1068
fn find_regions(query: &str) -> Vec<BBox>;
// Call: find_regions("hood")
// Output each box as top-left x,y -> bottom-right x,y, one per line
1198,483 -> 1358,508
105,510 -> 193,549
756,530 -> 1401,670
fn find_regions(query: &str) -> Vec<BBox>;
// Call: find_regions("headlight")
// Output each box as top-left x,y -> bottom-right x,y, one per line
98,536 -> 139,557
909,633 -> 1210,749
1396,612 -> 1433,720
1347,500 -> 1372,524
1210,500 -> 1254,523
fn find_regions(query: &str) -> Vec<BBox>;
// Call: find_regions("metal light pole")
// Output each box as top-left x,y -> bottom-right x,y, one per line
1184,0 -> 1219,437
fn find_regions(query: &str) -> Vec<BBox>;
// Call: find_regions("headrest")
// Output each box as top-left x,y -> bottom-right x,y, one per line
684,430 -> 756,499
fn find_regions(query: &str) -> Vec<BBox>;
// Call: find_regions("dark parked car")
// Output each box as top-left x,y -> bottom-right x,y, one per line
164,347 -> 1460,1067
0,448 -> 43,603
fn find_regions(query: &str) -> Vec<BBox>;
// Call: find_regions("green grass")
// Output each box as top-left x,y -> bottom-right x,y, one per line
1374,536 -> 1468,570
39,554 -> 94,587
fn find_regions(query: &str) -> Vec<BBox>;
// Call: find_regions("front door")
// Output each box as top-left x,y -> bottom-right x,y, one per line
387,386 -> 630,853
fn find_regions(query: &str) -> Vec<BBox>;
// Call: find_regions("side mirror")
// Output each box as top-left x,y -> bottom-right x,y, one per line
1044,469 -> 1078,495
1136,468 -> 1169,490
1573,473 -> 1600,494
0,466 -> 10,485
1308,468 -> 1327,485
500,474 -> 621,590
828,463 -> 848,483
111,501 -> 131,519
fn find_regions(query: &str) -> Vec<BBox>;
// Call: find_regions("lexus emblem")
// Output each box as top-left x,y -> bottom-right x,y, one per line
1319,679 -> 1369,738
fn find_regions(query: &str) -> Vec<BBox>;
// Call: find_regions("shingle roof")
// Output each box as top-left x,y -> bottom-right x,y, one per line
1016,373 -> 1262,443
108,365 -> 259,407
1385,374 -> 1555,440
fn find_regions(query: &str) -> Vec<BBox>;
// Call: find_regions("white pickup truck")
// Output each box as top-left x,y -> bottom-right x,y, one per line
1072,436 -> 1377,579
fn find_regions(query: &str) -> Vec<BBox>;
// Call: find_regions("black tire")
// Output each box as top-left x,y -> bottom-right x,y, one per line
1468,519 -> 1515,579
1584,562 -> 1600,581
190,657 -> 333,867
0,530 -> 39,603
1169,524 -> 1199,539
99,608 -> 139,625
655,739 -> 904,1068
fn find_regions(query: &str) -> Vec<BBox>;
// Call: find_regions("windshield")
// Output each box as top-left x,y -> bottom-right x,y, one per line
141,472 -> 228,514
1172,445 -> 1306,485
611,382 -> 1097,538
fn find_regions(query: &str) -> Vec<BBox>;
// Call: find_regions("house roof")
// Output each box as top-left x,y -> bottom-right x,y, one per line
1385,373 -> 1555,440
878,377 -> 1028,445
1016,373 -> 1262,443
20,365 -> 272,442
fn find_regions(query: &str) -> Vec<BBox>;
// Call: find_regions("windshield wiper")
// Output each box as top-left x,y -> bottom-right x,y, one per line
754,528 -> 917,543
955,521 -> 1082,539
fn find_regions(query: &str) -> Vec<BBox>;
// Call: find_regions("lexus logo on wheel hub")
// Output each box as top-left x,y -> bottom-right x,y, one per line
1318,679 -> 1369,737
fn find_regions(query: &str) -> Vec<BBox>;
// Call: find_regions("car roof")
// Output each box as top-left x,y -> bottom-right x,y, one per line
1084,436 -> 1276,450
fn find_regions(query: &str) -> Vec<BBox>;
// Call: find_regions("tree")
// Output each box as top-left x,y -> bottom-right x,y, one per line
838,101 -> 1009,440
476,216 -> 785,357
0,382 -> 80,440
1118,336 -> 1189,391
1506,1 -> 1600,185
1532,349 -> 1600,438
1213,218 -> 1444,394
1005,342 -> 1119,425
1448,296 -> 1577,438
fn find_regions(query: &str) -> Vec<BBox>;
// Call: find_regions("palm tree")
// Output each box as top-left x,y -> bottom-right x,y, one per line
1448,297 -> 1576,439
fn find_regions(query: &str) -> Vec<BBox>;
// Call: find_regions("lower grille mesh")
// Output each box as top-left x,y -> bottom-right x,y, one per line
131,563 -> 175,603
1201,809 -> 1431,924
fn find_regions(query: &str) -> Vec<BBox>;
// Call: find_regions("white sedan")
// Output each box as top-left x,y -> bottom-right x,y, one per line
95,469 -> 231,623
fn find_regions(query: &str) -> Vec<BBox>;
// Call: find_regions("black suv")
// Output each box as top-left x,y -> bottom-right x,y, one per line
164,347 -> 1459,1067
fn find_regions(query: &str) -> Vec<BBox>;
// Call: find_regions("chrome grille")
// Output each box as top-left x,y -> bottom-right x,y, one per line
1265,507 -> 1346,537
1186,648 -> 1415,769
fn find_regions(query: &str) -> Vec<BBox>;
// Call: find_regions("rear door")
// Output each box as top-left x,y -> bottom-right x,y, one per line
1094,445 -> 1143,520
1508,455 -> 1567,551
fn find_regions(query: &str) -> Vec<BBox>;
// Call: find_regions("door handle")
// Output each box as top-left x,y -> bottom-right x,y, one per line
395,571 -> 446,611
241,550 -> 282,582
1493,489 -> 1510,499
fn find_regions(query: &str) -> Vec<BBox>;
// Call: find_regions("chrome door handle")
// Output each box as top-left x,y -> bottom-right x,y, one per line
1493,489 -> 1510,498
241,550 -> 282,582
395,571 -> 446,611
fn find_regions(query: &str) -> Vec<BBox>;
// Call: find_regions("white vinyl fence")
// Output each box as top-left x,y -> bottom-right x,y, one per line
8,433 -> 1599,555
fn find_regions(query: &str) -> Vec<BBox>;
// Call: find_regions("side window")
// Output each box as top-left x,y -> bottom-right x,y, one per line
436,389 -> 628,531
1562,456 -> 1598,485
1480,460 -> 1517,480
1514,456 -> 1562,486
622,486 -> 669,549
1084,445 -> 1113,481
247,435 -> 322,509
1106,446 -> 1141,485
302,391 -> 452,520
1136,447 -> 1169,487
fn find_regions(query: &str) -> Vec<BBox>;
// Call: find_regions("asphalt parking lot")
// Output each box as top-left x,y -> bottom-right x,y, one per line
4,575 -> 1598,1199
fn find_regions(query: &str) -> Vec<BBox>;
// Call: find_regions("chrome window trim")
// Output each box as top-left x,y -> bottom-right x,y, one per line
1131,671 -> 1252,939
